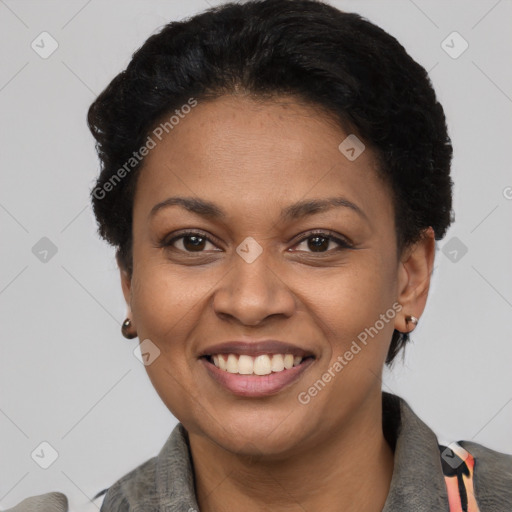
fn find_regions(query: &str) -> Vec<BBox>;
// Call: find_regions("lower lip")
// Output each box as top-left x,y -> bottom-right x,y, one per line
201,357 -> 314,397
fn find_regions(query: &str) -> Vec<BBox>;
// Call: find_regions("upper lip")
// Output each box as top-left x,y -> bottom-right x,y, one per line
198,340 -> 315,358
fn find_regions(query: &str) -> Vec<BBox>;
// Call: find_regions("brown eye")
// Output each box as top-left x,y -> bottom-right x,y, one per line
310,235 -> 331,252
293,231 -> 352,253
181,234 -> 208,252
164,231 -> 219,253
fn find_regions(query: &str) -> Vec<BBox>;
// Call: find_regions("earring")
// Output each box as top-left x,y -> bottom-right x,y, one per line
121,318 -> 137,339
405,315 -> 419,330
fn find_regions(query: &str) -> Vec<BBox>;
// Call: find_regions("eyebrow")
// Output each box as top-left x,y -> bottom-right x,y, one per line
149,196 -> 368,222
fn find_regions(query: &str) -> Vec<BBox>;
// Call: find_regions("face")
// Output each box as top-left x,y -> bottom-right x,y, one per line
120,95 -> 432,458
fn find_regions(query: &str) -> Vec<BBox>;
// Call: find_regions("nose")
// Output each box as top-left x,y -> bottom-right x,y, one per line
212,243 -> 296,326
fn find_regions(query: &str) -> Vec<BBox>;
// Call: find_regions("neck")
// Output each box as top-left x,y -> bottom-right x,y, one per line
188,390 -> 395,512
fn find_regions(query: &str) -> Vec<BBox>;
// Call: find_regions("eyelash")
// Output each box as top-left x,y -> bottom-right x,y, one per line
160,229 -> 354,254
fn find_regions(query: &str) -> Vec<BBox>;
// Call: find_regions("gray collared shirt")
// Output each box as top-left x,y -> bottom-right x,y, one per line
6,393 -> 511,511
98,392 -> 511,511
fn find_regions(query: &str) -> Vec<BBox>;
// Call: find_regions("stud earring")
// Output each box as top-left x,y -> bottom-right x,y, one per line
405,315 -> 419,330
121,318 -> 137,339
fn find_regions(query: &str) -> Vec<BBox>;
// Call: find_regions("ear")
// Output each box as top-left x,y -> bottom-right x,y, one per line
394,227 -> 436,333
116,252 -> 132,309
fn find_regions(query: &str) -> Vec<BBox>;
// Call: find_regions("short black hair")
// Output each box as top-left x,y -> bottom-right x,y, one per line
87,0 -> 454,365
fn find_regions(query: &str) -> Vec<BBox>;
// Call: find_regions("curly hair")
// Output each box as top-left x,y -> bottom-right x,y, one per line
87,0 -> 454,365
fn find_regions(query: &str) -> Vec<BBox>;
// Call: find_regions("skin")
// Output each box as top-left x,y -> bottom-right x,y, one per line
119,94 -> 435,512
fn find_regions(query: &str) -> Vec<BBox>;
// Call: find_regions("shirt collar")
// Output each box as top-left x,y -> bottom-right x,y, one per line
153,392 -> 448,511
381,392 -> 449,511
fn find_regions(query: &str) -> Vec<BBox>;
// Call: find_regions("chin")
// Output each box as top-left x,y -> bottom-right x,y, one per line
199,411 -> 311,458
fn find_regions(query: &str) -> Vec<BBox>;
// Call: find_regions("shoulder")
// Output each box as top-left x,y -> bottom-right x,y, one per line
2,492 -> 68,512
459,440 -> 512,510
2,491 -> 106,512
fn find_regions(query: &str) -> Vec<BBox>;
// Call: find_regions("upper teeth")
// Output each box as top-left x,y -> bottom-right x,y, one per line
211,354 -> 303,375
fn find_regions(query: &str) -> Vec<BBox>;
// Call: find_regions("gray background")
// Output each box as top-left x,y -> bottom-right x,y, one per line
1,0 -> 511,509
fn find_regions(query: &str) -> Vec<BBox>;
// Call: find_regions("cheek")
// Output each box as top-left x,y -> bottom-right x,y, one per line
321,252 -> 398,362
129,266 -> 209,423
130,262 -> 211,347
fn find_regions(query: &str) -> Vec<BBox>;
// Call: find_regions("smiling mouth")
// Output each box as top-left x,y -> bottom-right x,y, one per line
202,353 -> 315,375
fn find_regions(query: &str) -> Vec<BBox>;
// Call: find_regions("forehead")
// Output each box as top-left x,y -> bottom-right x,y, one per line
133,95 -> 391,224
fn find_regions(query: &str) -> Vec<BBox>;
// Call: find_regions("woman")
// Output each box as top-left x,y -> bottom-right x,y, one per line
7,0 -> 510,511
